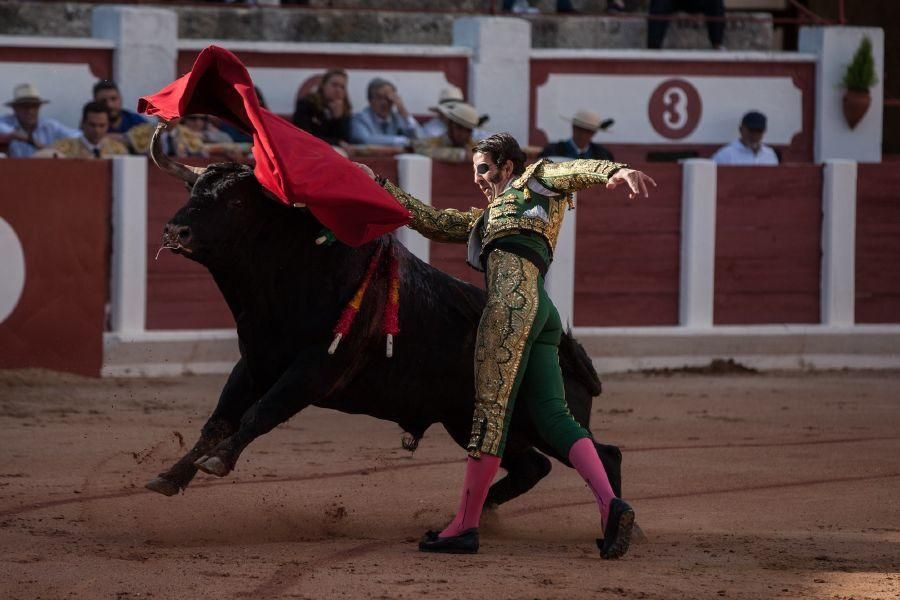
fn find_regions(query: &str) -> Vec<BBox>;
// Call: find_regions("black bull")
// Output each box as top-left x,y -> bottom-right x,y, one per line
146,155 -> 624,509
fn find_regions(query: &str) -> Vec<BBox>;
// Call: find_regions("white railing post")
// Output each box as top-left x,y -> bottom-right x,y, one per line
679,159 -> 717,328
395,153 -> 432,264
92,6 -> 177,113
821,159 -> 857,326
453,17 -> 531,144
109,156 -> 148,336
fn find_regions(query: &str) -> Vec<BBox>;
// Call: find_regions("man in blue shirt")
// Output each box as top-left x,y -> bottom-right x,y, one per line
93,80 -> 149,138
0,83 -> 79,158
350,77 -> 423,147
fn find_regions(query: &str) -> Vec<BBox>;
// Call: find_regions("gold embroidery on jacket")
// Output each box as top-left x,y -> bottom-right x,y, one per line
468,250 -> 540,457
382,179 -> 482,244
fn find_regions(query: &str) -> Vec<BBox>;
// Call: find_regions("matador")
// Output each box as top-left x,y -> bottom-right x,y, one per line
361,132 -> 655,559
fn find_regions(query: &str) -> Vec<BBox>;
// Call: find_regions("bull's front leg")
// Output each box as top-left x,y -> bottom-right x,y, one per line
146,358 -> 257,495
193,350 -> 328,477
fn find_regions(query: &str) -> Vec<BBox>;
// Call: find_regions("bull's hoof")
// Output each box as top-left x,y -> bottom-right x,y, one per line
194,455 -> 230,477
145,477 -> 181,497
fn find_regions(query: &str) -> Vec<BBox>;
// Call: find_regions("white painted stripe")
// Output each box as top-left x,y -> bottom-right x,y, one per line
531,49 -> 817,63
0,35 -> 115,49
178,39 -> 472,57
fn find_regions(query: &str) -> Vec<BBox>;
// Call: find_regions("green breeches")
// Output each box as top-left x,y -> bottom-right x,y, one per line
467,249 -> 591,458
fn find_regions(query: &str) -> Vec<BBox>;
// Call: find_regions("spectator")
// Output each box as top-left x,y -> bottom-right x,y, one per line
413,102 -> 480,163
350,77 -> 423,147
181,114 -> 233,144
423,86 -> 491,142
92,80 -> 148,139
648,0 -> 726,50
34,101 -> 128,158
504,0 -> 578,14
0,83 -> 79,158
540,109 -> 615,161
711,111 -> 779,165
292,68 -> 352,146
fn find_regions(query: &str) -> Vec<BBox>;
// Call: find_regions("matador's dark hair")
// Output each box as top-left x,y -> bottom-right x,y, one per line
473,133 -> 527,176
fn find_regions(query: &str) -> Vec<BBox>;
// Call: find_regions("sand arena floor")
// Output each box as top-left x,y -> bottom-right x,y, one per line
0,368 -> 898,599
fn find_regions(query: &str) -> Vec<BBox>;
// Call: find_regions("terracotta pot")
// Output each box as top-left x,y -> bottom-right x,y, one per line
842,89 -> 871,129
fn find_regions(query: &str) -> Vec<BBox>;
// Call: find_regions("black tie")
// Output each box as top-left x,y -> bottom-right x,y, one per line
93,148 -> 101,158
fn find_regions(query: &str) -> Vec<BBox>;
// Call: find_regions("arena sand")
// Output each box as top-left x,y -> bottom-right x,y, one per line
1,369 -> 898,599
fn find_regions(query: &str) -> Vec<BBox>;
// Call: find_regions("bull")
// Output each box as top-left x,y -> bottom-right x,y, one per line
145,127 -> 623,510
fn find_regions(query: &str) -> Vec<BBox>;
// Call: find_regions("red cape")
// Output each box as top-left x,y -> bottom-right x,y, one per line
137,45 -> 410,247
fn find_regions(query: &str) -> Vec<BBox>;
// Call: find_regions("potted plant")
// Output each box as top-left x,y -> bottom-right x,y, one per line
841,36 -> 878,129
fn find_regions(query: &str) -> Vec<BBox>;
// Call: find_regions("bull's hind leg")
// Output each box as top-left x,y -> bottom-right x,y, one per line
484,446 -> 552,508
146,359 -> 255,495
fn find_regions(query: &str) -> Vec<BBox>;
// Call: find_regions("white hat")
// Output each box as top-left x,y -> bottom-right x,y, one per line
437,85 -> 464,104
429,85 -> 464,112
6,83 -> 49,106
567,109 -> 612,132
440,102 -> 480,130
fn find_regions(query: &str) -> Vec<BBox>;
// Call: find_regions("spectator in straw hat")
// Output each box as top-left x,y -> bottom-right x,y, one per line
0,83 -> 79,158
540,109 -> 615,161
423,86 -> 491,141
413,102 -> 481,163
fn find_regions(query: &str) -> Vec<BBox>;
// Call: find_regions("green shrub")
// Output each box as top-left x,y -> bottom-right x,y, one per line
842,36 -> 878,92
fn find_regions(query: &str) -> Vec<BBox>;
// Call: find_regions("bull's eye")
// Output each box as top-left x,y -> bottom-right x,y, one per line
188,207 -> 201,215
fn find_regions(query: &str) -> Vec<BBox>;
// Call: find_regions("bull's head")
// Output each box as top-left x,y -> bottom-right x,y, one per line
152,123 -> 289,267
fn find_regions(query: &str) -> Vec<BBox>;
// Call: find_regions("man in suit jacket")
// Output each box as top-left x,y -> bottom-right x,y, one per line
540,109 -> 614,161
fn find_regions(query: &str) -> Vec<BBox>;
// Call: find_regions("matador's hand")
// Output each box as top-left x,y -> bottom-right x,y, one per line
606,168 -> 657,200
353,162 -> 376,179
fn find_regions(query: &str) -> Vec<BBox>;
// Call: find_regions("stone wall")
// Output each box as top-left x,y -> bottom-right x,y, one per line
0,2 -> 773,50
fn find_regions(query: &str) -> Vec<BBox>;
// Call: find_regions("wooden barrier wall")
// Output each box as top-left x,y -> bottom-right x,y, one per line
714,165 -> 823,325
146,163 -> 232,330
856,164 -> 900,323
0,160 -> 111,376
574,163 -> 682,326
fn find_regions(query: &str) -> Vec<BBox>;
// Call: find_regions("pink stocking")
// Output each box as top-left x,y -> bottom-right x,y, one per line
568,437 -> 617,526
439,454 -> 501,538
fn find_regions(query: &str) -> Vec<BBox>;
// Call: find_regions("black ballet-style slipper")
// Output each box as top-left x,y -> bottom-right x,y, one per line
596,498 -> 635,559
418,528 -> 480,554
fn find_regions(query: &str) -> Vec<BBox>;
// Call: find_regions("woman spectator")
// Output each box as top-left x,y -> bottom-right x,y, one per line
292,69 -> 352,147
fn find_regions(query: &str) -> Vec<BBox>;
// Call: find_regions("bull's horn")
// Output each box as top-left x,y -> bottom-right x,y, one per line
149,122 -> 206,185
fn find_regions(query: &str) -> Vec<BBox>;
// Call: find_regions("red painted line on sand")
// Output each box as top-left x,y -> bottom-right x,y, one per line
506,472 -> 900,518
1,436 -> 896,519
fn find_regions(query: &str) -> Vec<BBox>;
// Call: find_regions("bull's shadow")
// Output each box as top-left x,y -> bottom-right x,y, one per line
146,128 -> 622,511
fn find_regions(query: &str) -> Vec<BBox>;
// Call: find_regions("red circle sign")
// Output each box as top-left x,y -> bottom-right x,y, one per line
648,79 -> 702,140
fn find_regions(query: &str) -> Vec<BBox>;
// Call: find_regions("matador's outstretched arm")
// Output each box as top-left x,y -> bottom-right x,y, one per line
381,179 -> 483,244
528,159 -> 657,200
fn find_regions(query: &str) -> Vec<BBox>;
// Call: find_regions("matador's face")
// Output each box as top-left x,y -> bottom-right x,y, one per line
472,151 -> 512,202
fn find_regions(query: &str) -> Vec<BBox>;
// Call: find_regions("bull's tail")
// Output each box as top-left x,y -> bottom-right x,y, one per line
559,329 -> 602,397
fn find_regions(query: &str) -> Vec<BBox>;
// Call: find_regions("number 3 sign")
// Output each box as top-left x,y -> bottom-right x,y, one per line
648,78 -> 702,140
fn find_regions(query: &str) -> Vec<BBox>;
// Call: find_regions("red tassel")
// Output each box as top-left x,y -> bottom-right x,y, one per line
383,245 -> 401,357
329,244 -> 383,354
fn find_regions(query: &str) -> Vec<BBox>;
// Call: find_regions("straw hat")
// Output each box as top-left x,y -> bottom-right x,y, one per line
567,109 -> 613,132
429,85 -> 464,112
6,83 -> 49,106
438,102 -> 480,130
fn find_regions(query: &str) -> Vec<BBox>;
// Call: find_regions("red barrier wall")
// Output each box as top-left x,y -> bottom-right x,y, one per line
146,163 -> 233,330
714,165 -> 822,325
429,162 -> 485,289
574,163 -> 682,326
0,160 -> 111,376
856,164 -> 900,323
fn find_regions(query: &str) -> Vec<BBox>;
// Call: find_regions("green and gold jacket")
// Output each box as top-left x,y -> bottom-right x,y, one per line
382,157 -> 624,271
